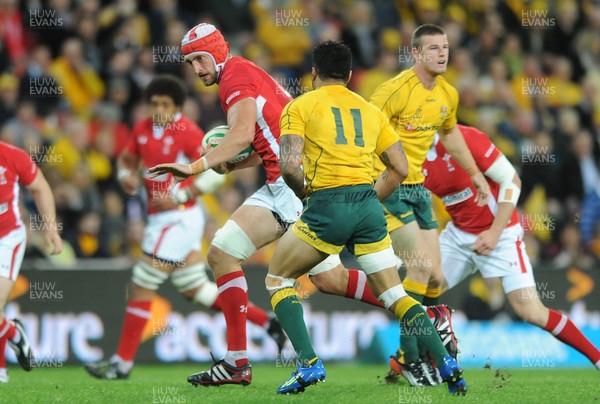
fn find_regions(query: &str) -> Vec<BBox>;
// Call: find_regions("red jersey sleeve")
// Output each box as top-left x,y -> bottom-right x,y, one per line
460,125 -> 500,173
219,66 -> 257,110
14,147 -> 38,186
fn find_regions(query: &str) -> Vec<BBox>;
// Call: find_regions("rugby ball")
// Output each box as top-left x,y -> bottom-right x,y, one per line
202,125 -> 253,164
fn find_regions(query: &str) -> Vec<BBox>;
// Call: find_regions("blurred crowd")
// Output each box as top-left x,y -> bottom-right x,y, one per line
2,0 -> 600,270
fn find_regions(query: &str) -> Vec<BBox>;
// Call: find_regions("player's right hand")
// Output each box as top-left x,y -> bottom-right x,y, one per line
148,163 -> 192,182
471,172 -> 491,206
44,231 -> 63,255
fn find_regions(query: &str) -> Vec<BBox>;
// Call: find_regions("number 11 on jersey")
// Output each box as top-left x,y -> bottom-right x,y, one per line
331,107 -> 364,147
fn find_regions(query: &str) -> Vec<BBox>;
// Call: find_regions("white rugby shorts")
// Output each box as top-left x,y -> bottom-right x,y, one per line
142,205 -> 205,263
440,222 -> 535,293
242,176 -> 303,225
0,226 -> 26,282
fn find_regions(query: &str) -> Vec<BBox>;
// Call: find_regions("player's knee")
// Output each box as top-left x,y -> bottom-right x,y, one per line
131,261 -> 169,291
356,246 -> 397,275
206,246 -> 221,269
207,245 -> 243,275
210,220 -> 257,266
265,273 -> 296,303
310,272 -> 338,295
191,282 -> 219,307
171,263 -> 209,294
308,255 -> 344,295
428,268 -> 445,290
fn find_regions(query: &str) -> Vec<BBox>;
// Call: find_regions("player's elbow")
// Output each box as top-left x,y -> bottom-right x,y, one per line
280,157 -> 302,177
393,160 -> 408,183
236,126 -> 256,149
513,172 -> 522,188
226,126 -> 254,151
281,165 -> 299,184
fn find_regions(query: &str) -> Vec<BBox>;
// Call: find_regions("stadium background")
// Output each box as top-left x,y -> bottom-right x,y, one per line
1,0 -> 599,368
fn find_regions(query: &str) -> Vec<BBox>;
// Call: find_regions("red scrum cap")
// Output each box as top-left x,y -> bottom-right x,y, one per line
181,23 -> 230,79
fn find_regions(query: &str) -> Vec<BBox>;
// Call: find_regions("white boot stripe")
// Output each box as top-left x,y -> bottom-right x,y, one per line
214,364 -> 231,380
212,366 -> 224,380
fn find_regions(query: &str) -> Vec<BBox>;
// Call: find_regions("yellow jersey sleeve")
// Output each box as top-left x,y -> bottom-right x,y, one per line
439,78 -> 459,131
280,97 -> 307,138
375,116 -> 400,156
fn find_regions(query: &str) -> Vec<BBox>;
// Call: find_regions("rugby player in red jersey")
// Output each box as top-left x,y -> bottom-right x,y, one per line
148,28 -> 304,385
417,124 -> 600,371
0,141 -> 62,382
85,75 -> 284,380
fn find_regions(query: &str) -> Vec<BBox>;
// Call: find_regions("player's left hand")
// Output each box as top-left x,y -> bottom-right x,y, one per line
472,229 -> 500,255
471,172 -> 491,207
148,163 -> 192,182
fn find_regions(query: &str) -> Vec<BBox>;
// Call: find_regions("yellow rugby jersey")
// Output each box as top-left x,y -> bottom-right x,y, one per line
280,84 -> 399,193
370,67 -> 458,184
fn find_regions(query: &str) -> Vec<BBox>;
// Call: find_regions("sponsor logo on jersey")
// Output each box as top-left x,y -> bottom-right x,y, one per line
404,123 -> 441,132
484,143 -> 495,158
225,90 -> 241,105
0,165 -> 6,185
0,202 -> 7,215
441,187 -> 473,206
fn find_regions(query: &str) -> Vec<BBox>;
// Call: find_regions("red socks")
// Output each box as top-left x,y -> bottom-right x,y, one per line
115,300 -> 152,362
345,269 -> 384,308
544,309 -> 600,367
211,297 -> 269,327
0,318 -> 17,369
216,271 -> 249,367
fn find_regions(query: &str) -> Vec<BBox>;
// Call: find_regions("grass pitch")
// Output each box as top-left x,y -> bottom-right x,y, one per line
1,363 -> 598,403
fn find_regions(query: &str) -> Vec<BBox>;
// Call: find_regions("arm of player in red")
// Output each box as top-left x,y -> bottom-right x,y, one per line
26,170 -> 63,255
439,126 -> 491,207
472,154 -> 521,255
149,98 -> 256,179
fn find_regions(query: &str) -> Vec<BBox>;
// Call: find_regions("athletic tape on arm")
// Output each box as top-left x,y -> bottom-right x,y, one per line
484,154 -> 520,205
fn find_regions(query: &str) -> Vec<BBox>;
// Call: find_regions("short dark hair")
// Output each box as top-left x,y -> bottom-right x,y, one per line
312,41 -> 352,81
411,24 -> 446,50
145,74 -> 187,106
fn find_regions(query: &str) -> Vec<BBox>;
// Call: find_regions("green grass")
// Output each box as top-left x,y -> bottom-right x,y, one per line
1,364 -> 599,403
